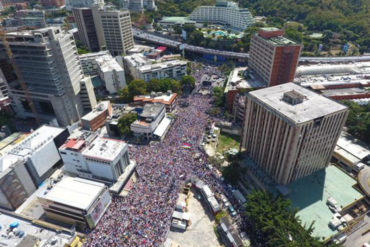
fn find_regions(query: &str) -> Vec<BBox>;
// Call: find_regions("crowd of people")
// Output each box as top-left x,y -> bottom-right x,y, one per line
86,65 -> 243,247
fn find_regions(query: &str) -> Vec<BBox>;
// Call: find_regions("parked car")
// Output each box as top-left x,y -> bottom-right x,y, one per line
228,205 -> 237,217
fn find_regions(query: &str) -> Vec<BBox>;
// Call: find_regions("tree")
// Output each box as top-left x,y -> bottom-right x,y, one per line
118,86 -> 131,103
213,87 -> 225,107
128,79 -> 147,98
342,101 -> 370,144
173,25 -> 182,34
180,75 -> 195,89
170,80 -> 182,93
147,79 -> 162,92
222,162 -> 243,185
118,113 -> 137,137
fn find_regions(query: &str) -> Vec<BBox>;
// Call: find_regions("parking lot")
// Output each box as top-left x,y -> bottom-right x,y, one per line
166,191 -> 221,247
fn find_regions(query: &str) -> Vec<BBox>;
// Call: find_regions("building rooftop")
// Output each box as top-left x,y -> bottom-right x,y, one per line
322,87 -> 369,97
82,137 -> 127,162
139,60 -> 187,73
334,132 -> 370,165
140,103 -> 165,118
134,92 -> 177,105
96,55 -> 123,73
249,83 -> 348,124
225,67 -> 265,92
79,50 -> 111,61
81,101 -> 111,122
160,16 -> 196,24
124,54 -> 150,67
9,125 -> 64,156
39,176 -> 105,210
287,165 -> 363,239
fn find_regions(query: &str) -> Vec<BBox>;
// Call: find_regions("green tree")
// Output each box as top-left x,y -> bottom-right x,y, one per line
342,101 -> 370,143
180,75 -> 195,90
118,113 -> 137,137
173,25 -> 182,34
170,80 -> 182,93
118,86 -> 131,103
147,79 -> 162,92
213,87 -> 225,107
128,79 -> 147,98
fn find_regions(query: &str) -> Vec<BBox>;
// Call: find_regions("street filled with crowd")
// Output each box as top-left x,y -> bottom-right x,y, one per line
86,65 -> 243,247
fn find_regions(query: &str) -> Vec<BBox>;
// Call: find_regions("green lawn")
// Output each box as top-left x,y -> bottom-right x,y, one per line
216,132 -> 240,154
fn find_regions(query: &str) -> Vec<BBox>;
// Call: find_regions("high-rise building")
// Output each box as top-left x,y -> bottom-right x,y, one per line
188,1 -> 254,31
241,83 -> 348,184
2,27 -> 97,126
73,7 -> 101,52
249,27 -> 302,87
93,7 -> 134,56
65,0 -> 104,11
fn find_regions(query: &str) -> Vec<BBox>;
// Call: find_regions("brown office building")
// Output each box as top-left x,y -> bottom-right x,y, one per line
249,27 -> 302,87
241,83 -> 348,184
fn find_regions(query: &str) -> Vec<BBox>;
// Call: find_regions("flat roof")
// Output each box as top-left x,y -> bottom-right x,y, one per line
154,117 -> 172,138
139,60 -> 187,73
160,16 -> 195,24
322,87 -> 369,97
249,83 -> 348,124
225,67 -> 265,92
82,137 -> 127,162
96,55 -> 123,72
81,101 -> 110,121
334,132 -> 370,164
287,165 -> 363,239
140,103 -> 165,118
39,176 -> 105,210
134,92 -> 177,105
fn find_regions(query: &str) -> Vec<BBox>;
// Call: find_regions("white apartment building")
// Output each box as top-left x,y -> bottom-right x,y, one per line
59,129 -> 135,185
3,27 -> 97,126
241,83 -> 348,184
79,51 -> 111,75
93,8 -> 134,56
65,0 -> 104,10
124,54 -> 187,82
96,55 -> 126,94
38,175 -> 111,230
130,103 -> 165,139
121,0 -> 156,12
6,125 -> 69,186
188,1 -> 254,31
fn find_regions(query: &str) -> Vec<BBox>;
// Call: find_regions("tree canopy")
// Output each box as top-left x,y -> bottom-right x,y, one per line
244,190 -> 340,247
118,113 -> 137,137
342,101 -> 370,144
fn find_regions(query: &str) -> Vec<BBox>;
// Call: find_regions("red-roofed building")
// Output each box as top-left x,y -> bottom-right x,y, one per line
133,92 -> 178,112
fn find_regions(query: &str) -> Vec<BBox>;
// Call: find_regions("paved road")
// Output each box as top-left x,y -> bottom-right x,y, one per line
133,28 -> 370,63
344,214 -> 370,247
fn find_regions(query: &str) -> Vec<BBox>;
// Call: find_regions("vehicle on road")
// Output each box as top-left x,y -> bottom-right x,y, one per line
228,205 -> 237,217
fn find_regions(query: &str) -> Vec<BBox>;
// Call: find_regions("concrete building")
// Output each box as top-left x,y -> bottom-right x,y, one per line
65,0 -> 104,11
73,7 -> 101,52
121,0 -> 156,11
241,83 -> 348,184
6,125 -> 69,186
133,91 -> 178,112
0,69 -> 8,99
59,129 -> 136,187
232,93 -> 246,125
81,101 -> 112,131
294,62 -> 370,100
105,104 -> 137,138
96,55 -> 126,94
38,176 -> 111,230
188,1 -> 254,31
40,0 -> 65,8
93,8 -> 134,56
0,155 -> 36,210
14,9 -> 46,28
2,27 -> 97,126
130,103 -> 165,139
124,54 -> 187,82
249,27 -> 302,87
79,50 -> 111,75
159,17 -> 196,29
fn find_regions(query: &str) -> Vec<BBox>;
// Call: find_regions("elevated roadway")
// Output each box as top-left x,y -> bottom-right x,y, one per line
133,28 -> 370,63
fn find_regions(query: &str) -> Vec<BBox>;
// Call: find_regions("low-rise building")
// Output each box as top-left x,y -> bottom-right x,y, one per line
60,129 -> 136,188
79,51 -> 111,76
124,54 -> 187,82
14,9 -> 46,28
38,176 -> 111,230
0,155 -> 36,210
159,16 -> 196,29
130,103 -> 166,139
105,104 -> 137,138
7,125 -> 69,186
133,91 -> 178,112
81,101 -> 112,131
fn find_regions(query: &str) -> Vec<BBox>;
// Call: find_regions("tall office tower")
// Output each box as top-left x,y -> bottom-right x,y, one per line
73,7 -> 101,51
241,83 -> 348,184
2,27 -> 97,126
65,0 -> 104,11
249,27 -> 302,87
93,7 -> 134,56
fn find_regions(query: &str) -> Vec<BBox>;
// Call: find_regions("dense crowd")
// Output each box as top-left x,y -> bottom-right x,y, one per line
86,65 -> 243,247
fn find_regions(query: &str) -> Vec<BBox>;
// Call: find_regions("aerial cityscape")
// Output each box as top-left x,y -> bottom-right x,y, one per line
0,0 -> 369,246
